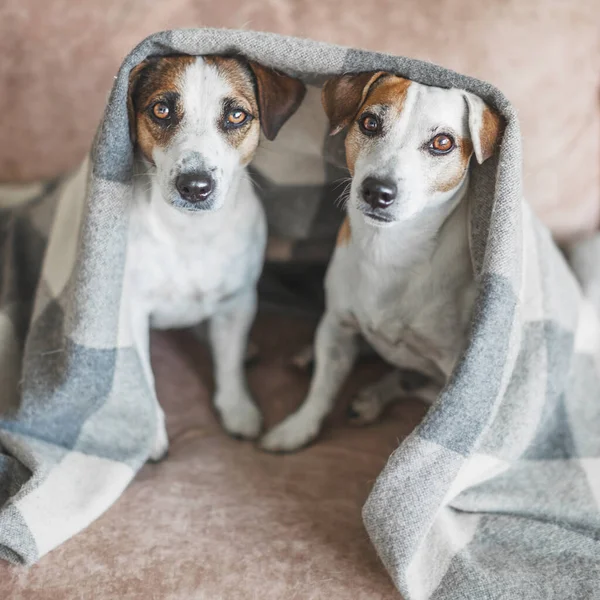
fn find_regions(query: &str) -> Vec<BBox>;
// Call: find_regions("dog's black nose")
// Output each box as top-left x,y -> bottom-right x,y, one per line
361,177 -> 397,209
176,172 -> 214,203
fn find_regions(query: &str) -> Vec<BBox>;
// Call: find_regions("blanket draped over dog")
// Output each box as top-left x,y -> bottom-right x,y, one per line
1,28 -> 599,598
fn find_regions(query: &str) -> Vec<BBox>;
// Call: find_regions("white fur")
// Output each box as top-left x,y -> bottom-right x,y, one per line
261,81 -> 483,452
127,58 -> 267,458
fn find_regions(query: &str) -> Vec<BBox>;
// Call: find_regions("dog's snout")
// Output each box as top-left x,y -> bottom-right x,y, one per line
176,172 -> 214,203
361,177 -> 397,209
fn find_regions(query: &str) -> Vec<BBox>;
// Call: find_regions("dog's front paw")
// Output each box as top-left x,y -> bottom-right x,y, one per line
149,420 -> 169,462
347,386 -> 386,426
217,392 -> 263,440
260,413 -> 320,453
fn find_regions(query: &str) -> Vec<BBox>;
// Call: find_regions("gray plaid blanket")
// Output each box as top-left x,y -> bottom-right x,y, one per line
1,28 -> 600,599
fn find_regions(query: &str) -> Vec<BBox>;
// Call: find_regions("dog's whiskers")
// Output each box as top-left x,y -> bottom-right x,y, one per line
333,182 -> 352,210
332,176 -> 352,191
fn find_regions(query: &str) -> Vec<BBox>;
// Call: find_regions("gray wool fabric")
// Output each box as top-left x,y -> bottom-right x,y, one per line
1,28 -> 600,599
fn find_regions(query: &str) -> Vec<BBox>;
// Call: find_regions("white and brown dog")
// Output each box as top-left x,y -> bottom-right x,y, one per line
261,71 -> 502,452
126,55 -> 305,459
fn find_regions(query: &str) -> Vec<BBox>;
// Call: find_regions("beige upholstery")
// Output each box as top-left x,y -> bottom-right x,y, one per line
0,0 -> 598,241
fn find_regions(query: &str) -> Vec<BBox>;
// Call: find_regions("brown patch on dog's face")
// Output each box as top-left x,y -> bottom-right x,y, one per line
128,56 -> 195,163
336,216 -> 351,246
360,76 -> 411,114
128,55 -> 305,169
323,76 -> 499,226
344,75 -> 411,175
128,55 -> 261,166
433,137 -> 473,193
204,56 -> 261,166
321,71 -> 388,136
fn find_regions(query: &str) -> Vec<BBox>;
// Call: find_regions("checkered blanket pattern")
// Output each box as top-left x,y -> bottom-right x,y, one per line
1,29 -> 599,599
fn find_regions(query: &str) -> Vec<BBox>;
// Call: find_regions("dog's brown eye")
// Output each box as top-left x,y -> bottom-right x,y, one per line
359,114 -> 380,134
226,109 -> 248,126
152,103 -> 170,120
430,134 -> 455,154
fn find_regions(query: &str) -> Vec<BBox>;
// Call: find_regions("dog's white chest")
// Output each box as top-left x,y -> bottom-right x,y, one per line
127,193 -> 266,329
359,273 -> 470,376
356,266 -> 461,372
328,208 -> 475,378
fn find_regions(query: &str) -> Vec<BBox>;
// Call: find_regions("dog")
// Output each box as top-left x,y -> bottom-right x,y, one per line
261,71 -> 502,452
126,54 -> 305,459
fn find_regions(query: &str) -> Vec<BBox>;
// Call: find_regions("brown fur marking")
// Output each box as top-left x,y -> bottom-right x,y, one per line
344,75 -> 411,174
128,55 -> 264,166
321,71 -> 388,136
205,56 -> 261,165
336,216 -> 352,246
360,77 -> 411,114
433,137 -> 473,193
128,56 -> 195,162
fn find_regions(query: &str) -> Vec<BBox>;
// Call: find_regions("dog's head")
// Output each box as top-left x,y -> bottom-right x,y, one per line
128,55 -> 305,212
322,72 -> 503,227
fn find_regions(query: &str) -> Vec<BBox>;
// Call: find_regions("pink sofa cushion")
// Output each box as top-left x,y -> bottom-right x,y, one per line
0,0 -> 598,241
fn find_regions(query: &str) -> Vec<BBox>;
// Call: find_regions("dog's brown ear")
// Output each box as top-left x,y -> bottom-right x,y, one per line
127,60 -> 151,144
321,72 -> 388,136
463,92 -> 504,163
247,61 -> 306,141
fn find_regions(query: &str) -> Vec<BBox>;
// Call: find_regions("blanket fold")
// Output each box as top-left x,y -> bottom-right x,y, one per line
1,28 -> 599,599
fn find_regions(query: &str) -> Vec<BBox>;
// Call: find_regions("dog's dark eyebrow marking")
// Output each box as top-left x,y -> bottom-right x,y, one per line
222,97 -> 253,113
359,104 -> 389,116
429,125 -> 457,135
146,90 -> 180,109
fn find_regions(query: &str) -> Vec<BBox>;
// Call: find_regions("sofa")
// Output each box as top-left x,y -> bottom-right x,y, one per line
0,1 -> 598,598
